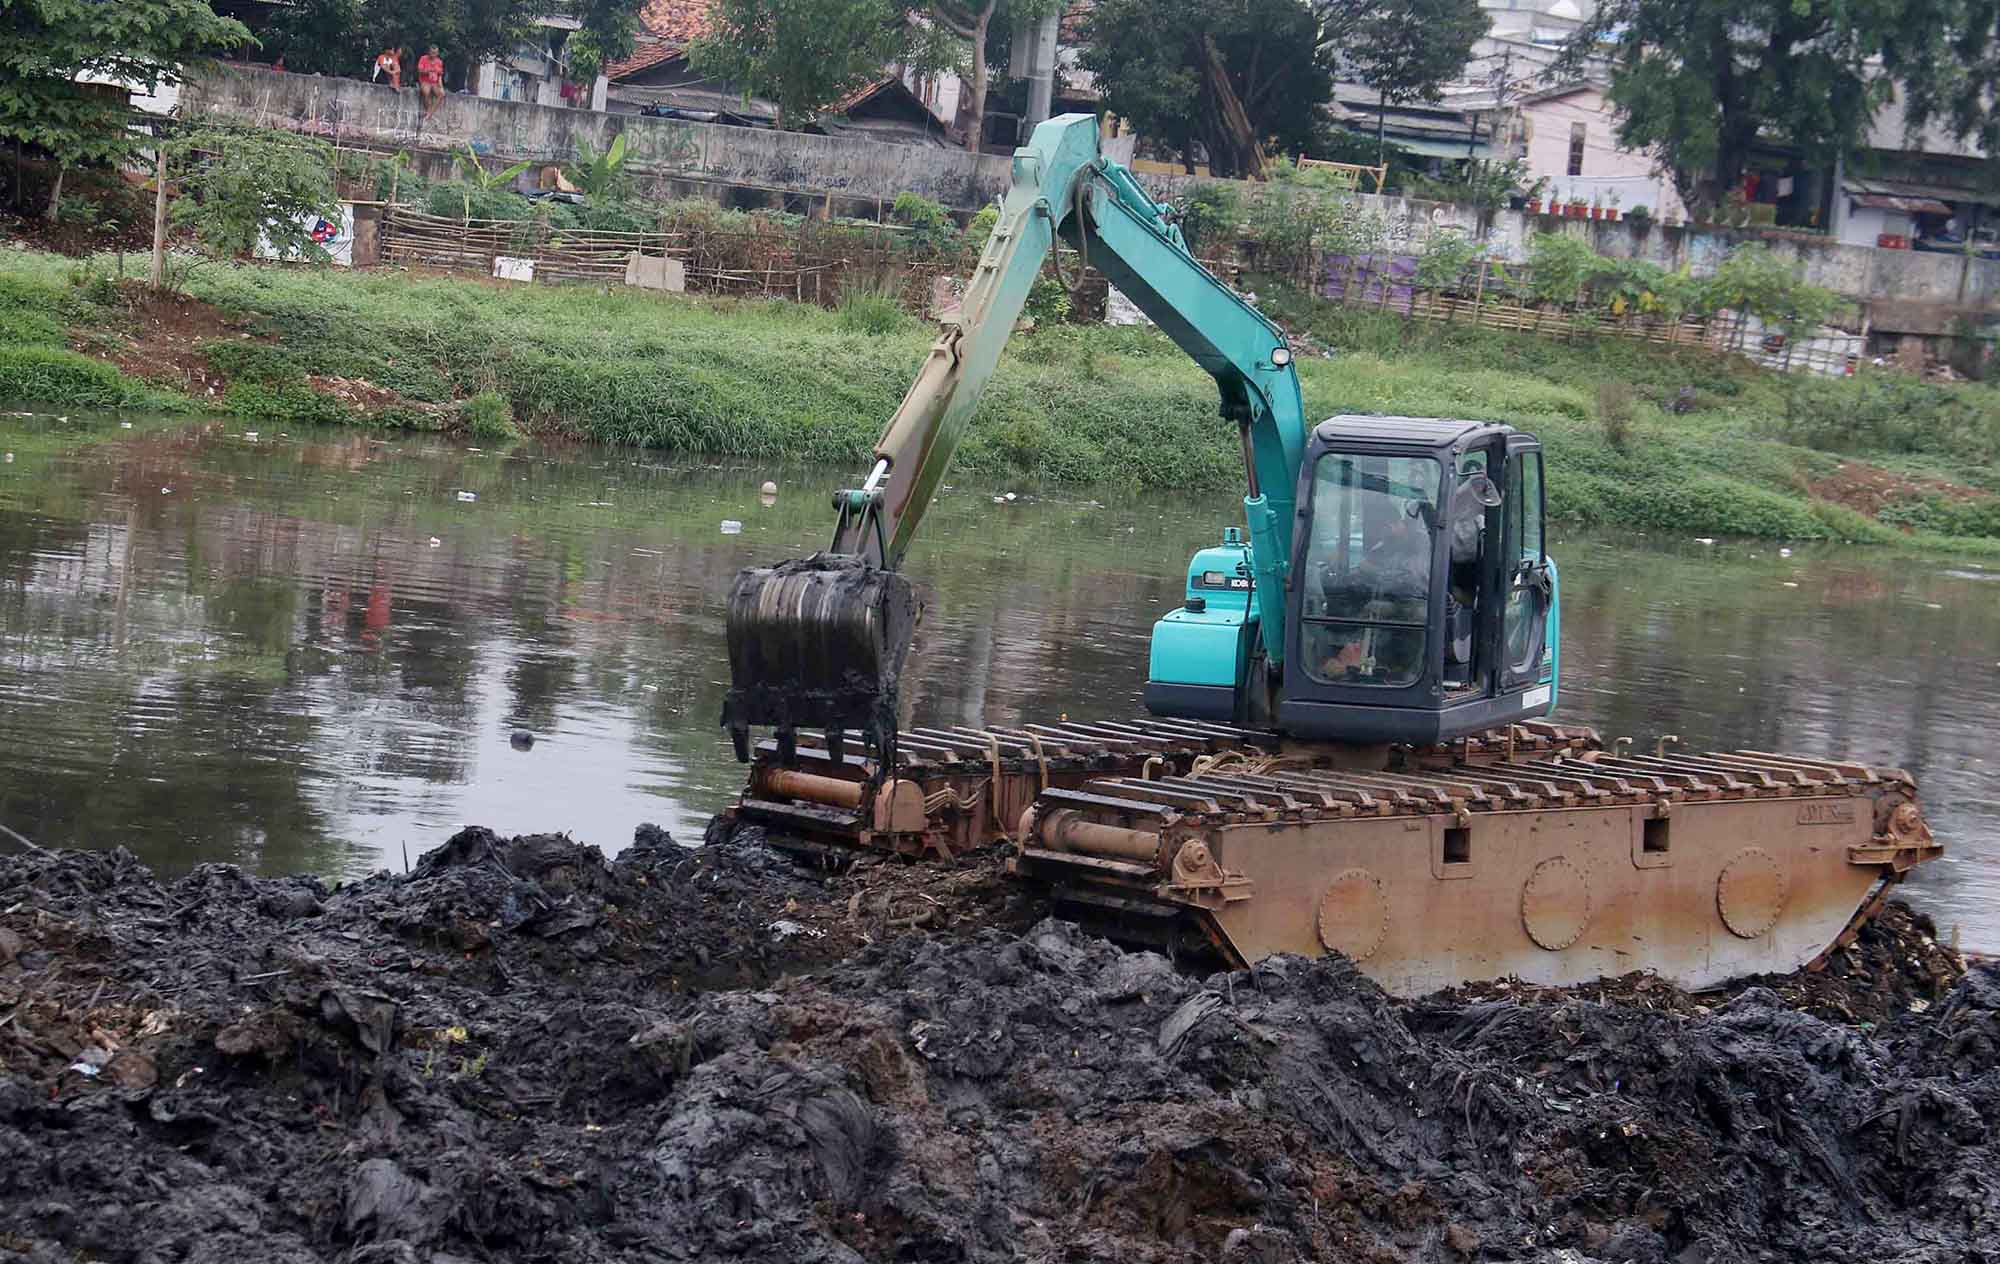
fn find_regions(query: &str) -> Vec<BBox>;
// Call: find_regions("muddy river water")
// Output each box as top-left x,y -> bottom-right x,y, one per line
2,411 -> 1995,951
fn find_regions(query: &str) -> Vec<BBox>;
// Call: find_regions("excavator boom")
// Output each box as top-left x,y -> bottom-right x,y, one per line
723,114 -> 1305,765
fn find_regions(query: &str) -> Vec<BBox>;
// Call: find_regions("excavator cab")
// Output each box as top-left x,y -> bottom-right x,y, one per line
1145,416 -> 1560,744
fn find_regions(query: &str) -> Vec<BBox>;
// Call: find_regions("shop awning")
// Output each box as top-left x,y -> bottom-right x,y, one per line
1843,175 -> 1981,214
1849,192 -> 1952,214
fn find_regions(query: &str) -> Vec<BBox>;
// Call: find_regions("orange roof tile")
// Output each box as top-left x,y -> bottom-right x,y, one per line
606,0 -> 713,79
636,0 -> 713,41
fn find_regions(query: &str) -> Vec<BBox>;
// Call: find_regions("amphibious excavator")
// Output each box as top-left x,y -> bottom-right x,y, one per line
720,114 -> 1939,995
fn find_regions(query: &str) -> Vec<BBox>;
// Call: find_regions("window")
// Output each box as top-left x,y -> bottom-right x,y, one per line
1503,451 -> 1546,674
1300,453 -> 1441,688
1567,123 -> 1586,176
1517,451 -> 1544,560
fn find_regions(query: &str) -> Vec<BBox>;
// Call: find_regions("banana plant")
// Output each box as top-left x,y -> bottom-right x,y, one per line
455,145 -> 534,192
568,132 -> 629,198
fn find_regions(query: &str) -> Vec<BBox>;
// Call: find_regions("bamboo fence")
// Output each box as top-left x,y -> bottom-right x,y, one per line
375,209 -> 1853,372
1319,254 -> 1864,376
377,206 -> 1114,317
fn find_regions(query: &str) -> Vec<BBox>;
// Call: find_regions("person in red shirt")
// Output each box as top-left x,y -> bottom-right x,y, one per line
417,46 -> 445,116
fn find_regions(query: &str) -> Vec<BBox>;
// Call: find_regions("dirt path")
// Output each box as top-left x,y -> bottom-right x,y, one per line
1,826 -> 1993,1263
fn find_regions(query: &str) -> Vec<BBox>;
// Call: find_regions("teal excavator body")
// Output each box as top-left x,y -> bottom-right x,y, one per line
723,112 -> 1560,766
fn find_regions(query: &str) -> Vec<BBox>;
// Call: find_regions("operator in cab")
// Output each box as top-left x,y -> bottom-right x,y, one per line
1315,479 -> 1434,684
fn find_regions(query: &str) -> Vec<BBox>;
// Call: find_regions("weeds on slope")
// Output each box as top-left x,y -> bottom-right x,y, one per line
5,246 -> 2000,545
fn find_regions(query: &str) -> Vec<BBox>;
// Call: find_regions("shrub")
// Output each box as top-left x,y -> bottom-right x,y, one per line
1879,493 -> 2000,537
1706,244 -> 1844,338
459,391 -> 520,440
836,269 -> 912,335
168,120 -> 342,268
0,307 -> 66,348
0,346 -> 183,409
1414,233 -> 1482,292
1179,184 -> 1240,253
573,197 -> 659,234
966,204 -> 999,251
222,379 -> 349,425
202,341 -> 301,384
890,192 -> 957,253
1596,381 -> 1635,452
1773,374 -> 2000,459
425,182 -> 536,222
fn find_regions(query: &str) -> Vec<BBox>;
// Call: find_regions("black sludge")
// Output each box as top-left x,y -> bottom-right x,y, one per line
0,826 -> 1993,1263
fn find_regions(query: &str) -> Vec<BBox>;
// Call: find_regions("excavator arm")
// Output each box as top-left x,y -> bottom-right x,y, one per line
723,113 -> 1308,766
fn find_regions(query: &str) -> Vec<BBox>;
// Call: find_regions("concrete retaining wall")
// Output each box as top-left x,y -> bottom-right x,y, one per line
186,64 -> 1997,335
186,64 -> 1015,211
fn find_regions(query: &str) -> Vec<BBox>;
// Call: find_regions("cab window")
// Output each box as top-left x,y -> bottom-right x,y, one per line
1300,453 -> 1440,687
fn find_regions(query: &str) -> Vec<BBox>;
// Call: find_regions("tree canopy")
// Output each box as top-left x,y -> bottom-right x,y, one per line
1557,0 -> 1996,212
268,0 -> 643,87
689,0 -> 960,131
0,0 -> 251,210
168,119 -> 344,274
1336,0 -> 1488,157
1078,0 -> 1336,178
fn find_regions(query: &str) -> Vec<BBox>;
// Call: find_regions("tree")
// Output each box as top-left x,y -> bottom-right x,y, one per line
928,0 -> 1060,153
1078,0 -> 1336,179
0,0 -> 252,217
689,0 -> 954,130
165,119 -> 343,281
268,0 -> 643,86
1555,0 -> 1987,213
566,0 -> 645,74
269,0 -> 528,82
1335,0 -> 1488,163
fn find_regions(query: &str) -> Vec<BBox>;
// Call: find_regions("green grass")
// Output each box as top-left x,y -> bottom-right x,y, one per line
3,245 -> 2000,546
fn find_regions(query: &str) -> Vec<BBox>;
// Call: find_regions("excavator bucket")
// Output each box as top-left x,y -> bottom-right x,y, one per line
722,555 -> 918,766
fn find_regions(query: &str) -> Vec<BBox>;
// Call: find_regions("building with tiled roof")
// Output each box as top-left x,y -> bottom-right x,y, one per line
604,0 -> 957,145
605,0 -> 715,79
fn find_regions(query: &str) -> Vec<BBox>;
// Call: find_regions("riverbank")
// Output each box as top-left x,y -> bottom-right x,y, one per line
0,826 -> 1990,1262
4,245 -> 1999,547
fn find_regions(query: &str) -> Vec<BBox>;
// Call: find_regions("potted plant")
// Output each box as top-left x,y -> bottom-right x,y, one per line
1567,193 -> 1588,218
1589,193 -> 1603,220
1524,178 -> 1548,215
1605,190 -> 1622,222
1627,203 -> 1652,226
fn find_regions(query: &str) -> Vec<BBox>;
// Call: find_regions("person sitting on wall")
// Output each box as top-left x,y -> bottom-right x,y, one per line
372,47 -> 402,90
418,46 -> 446,117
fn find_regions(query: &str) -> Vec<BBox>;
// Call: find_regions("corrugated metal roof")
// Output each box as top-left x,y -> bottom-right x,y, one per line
1394,136 -> 1504,160
1850,192 -> 1952,214
1842,175 -> 1996,211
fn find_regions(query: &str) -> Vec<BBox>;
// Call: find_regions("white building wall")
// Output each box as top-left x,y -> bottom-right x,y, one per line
1838,203 -> 1913,247
1518,86 -> 1684,221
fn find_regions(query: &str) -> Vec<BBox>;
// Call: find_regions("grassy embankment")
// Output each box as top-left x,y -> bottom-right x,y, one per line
3,244 -> 1999,546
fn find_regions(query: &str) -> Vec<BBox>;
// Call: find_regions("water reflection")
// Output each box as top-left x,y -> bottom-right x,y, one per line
1,412 -> 1994,950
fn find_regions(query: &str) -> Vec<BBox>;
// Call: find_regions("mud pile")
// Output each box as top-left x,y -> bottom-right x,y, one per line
1,828 -> 1993,1264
